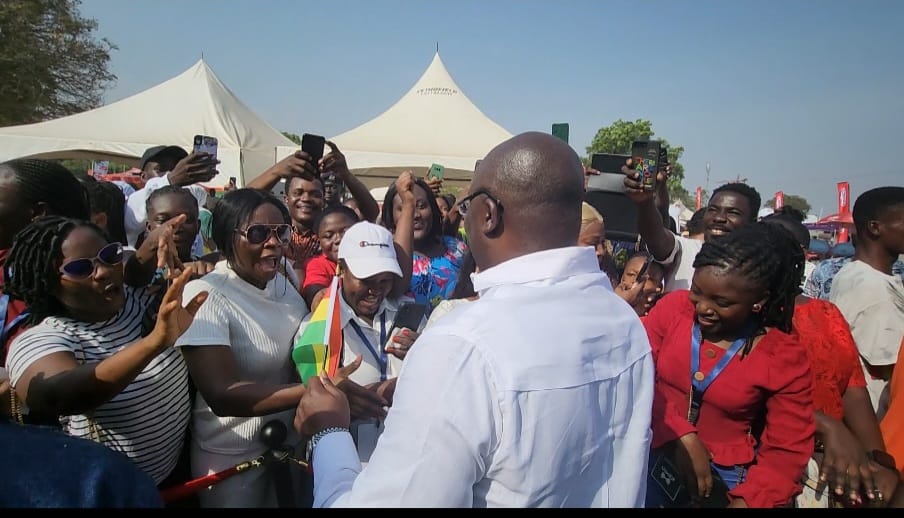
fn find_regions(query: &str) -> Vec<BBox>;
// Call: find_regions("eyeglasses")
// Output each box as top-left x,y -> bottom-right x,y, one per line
235,224 -> 293,245
458,189 -> 504,216
58,242 -> 125,279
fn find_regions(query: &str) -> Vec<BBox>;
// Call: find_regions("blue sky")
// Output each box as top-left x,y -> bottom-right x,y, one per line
79,0 -> 903,215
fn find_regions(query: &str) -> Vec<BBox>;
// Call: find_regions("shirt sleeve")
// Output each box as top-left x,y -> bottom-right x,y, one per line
174,284 -> 232,348
6,327 -> 76,385
841,301 -> 904,367
303,256 -> 334,291
729,335 -> 815,508
312,332 -> 498,507
642,292 -> 698,444
651,233 -> 683,266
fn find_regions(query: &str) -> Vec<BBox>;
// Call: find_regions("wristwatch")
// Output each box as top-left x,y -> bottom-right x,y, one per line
305,426 -> 349,462
867,449 -> 898,472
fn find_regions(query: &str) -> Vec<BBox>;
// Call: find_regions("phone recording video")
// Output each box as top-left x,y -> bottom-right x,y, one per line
301,133 -> 326,167
630,140 -> 661,191
193,134 -> 218,160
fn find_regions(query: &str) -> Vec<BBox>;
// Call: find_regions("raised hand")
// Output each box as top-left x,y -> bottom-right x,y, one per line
269,150 -> 318,180
395,170 -> 416,205
169,152 -> 219,186
321,141 -> 351,179
151,267 -> 208,349
424,175 -> 443,196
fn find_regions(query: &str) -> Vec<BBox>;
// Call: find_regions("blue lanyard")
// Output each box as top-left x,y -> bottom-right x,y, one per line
348,313 -> 388,381
687,322 -> 752,425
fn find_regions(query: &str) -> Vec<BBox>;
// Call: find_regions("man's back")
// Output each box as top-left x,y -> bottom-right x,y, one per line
313,247 -> 653,507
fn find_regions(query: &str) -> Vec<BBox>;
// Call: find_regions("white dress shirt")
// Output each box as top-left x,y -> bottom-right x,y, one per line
310,246 -> 654,507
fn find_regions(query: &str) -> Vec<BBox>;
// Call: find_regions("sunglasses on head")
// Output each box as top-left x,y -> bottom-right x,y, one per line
58,242 -> 125,279
235,224 -> 292,245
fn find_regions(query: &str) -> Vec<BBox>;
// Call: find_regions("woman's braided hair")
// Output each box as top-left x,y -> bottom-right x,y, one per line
692,222 -> 804,334
2,159 -> 90,220
5,216 -> 103,325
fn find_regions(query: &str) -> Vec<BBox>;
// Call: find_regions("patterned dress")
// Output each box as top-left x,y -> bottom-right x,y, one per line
408,236 -> 469,316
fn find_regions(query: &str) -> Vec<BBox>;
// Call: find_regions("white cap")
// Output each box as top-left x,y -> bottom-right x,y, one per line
338,222 -> 403,279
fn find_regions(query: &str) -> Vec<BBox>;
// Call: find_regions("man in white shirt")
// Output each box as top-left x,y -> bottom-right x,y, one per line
124,145 -> 217,255
830,187 -> 904,416
295,132 -> 655,507
623,167 -> 761,292
293,221 -> 424,465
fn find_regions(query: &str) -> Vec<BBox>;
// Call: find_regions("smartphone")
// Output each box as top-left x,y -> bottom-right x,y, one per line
193,134 -> 218,159
384,302 -> 428,351
301,133 -> 326,166
590,153 -> 631,174
636,254 -> 654,281
427,163 -> 445,181
631,140 -> 661,191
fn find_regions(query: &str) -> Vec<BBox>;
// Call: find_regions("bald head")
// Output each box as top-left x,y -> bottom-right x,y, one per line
478,131 -> 584,208
466,132 -> 586,269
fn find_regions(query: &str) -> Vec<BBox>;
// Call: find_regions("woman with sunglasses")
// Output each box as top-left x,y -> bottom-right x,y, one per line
4,216 -> 207,486
174,188 -> 386,508
381,175 -> 468,318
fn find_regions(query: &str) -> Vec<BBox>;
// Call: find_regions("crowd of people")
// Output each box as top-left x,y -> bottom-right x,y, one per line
1,133 -> 903,508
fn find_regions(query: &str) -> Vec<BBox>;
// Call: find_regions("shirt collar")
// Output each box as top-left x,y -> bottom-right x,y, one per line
471,246 -> 605,294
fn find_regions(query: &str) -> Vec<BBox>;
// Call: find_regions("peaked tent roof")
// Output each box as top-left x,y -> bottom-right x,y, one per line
0,59 -> 295,186
328,52 -> 512,177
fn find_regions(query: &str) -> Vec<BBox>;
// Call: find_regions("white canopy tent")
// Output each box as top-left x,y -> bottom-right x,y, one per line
306,52 -> 512,190
0,59 -> 294,187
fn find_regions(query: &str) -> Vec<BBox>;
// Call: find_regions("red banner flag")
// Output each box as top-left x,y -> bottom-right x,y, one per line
695,187 -> 703,210
774,191 -> 784,209
837,182 -> 851,243
837,182 -> 851,215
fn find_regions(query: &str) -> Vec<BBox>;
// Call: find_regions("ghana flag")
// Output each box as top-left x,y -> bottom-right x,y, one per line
292,273 -> 342,385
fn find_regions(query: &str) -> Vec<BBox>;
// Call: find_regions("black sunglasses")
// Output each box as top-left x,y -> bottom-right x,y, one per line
58,242 -> 125,279
458,189 -> 504,216
235,224 -> 293,245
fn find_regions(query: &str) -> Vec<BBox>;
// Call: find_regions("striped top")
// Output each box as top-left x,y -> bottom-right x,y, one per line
6,286 -> 190,485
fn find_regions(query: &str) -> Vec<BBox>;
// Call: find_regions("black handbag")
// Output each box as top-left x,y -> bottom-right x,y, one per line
648,444 -> 730,508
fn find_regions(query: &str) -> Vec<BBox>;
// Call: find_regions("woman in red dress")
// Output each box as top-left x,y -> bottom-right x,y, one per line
643,222 -> 814,508
764,213 -> 898,506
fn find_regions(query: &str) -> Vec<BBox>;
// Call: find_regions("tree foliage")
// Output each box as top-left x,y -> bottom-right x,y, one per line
585,119 -> 694,207
764,193 -> 811,214
0,0 -> 116,126
281,131 -> 302,145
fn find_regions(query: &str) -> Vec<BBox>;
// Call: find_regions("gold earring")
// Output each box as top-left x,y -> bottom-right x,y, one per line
752,303 -> 762,313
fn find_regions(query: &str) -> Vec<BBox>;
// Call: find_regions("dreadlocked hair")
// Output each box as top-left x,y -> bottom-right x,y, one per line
5,216 -> 104,325
1,159 -> 90,220
692,222 -> 804,334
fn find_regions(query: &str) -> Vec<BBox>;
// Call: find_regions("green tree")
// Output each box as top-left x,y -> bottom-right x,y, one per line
764,193 -> 811,214
0,0 -> 116,126
586,119 -> 695,207
281,131 -> 302,145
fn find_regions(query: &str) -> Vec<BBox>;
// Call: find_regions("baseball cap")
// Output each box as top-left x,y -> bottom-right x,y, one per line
139,145 -> 188,170
338,222 -> 402,279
